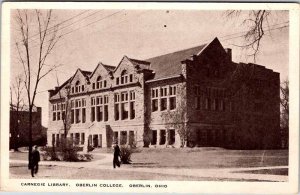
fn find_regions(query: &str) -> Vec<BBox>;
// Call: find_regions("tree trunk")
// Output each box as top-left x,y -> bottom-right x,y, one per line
28,106 -> 33,169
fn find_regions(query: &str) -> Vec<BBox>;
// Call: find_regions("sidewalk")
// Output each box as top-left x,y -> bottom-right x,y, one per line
10,153 -> 288,182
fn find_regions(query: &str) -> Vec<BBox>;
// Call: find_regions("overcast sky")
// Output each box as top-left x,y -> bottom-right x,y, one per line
10,10 -> 289,127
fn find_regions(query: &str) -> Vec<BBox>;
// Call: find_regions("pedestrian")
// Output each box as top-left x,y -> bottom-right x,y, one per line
113,142 -> 121,169
30,145 -> 40,177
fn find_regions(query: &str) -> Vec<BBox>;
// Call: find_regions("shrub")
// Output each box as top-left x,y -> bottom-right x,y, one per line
42,138 -> 92,162
120,146 -> 133,164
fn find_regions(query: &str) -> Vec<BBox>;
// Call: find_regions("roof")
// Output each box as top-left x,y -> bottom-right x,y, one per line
145,43 -> 207,80
102,64 -> 115,71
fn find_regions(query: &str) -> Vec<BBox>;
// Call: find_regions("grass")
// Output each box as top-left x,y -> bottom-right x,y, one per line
129,148 -> 288,169
9,164 -> 269,181
234,168 -> 288,176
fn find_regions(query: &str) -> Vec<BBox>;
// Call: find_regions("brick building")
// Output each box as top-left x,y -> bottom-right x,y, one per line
10,105 -> 46,149
47,37 -> 281,150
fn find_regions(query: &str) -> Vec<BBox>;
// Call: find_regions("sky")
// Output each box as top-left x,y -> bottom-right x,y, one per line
10,10 -> 289,127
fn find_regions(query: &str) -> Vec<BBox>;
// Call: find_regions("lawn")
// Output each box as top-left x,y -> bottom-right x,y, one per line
128,148 -> 288,169
9,164 -> 267,181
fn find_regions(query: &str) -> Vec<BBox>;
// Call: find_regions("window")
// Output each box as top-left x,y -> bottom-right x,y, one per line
160,87 -> 167,111
129,74 -> 133,82
62,103 -> 66,120
169,86 -> 176,110
121,92 -> 129,120
81,133 -> 85,145
114,93 -> 120,120
151,130 -> 157,145
104,95 -> 109,121
91,97 -> 96,122
219,99 -> 225,111
116,77 -> 119,85
82,99 -> 86,123
96,96 -> 103,122
75,81 -> 80,93
120,70 -> 129,85
159,130 -> 166,145
205,98 -> 211,110
151,88 -> 159,112
52,104 -> 57,121
115,91 -> 135,120
130,91 -> 135,119
92,83 -> 95,90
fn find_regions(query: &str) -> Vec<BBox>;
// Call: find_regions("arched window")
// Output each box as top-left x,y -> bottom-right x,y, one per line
121,70 -> 128,84
75,81 -> 80,93
96,76 -> 102,89
96,76 -> 107,89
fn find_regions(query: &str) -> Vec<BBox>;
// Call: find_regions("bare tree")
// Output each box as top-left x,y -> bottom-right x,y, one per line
55,73 -> 72,140
14,9 -> 62,166
225,10 -> 287,62
280,79 -> 289,148
10,75 -> 25,151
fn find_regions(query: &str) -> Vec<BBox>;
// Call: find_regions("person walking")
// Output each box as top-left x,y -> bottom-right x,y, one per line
30,145 -> 40,177
113,142 -> 121,169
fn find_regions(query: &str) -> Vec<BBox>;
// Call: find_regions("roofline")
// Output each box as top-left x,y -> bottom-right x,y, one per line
145,74 -> 182,83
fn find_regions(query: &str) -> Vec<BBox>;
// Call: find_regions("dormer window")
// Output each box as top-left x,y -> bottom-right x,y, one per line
75,81 -> 80,93
96,76 -> 106,89
117,70 -> 133,85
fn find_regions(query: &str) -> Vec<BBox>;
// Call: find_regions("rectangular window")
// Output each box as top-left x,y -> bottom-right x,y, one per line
121,102 -> 129,120
96,106 -> 101,122
57,112 -> 61,120
129,74 -> 133,82
91,107 -> 95,122
212,99 -> 218,111
75,109 -> 80,123
152,99 -> 158,112
205,98 -> 211,110
169,86 -> 177,110
81,133 -> 85,145
104,105 -> 108,121
115,104 -> 119,120
151,130 -> 157,145
92,83 -> 95,89
71,110 -> 74,123
159,130 -> 166,145
161,98 -> 167,111
130,102 -> 135,119
170,97 -> 176,110
104,80 -> 107,88
53,112 -> 56,121
72,87 -> 74,93
99,106 -> 103,121
62,111 -> 65,120
52,134 -> 55,146
82,108 -> 86,123
151,88 -> 159,112
219,99 -> 225,111
116,77 -> 119,85
82,85 -> 84,92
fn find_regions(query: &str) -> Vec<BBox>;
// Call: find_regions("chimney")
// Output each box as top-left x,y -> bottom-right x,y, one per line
225,48 -> 232,61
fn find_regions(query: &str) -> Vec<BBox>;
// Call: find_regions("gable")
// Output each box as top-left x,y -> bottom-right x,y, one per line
145,43 -> 208,80
90,62 -> 113,82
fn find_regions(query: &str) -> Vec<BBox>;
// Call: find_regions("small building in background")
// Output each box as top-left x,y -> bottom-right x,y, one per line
10,105 -> 46,149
